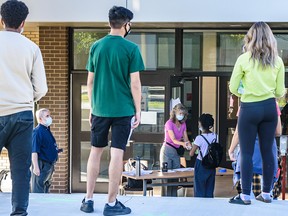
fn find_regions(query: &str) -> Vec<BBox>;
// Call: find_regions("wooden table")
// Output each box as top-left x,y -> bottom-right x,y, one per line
122,168 -> 233,196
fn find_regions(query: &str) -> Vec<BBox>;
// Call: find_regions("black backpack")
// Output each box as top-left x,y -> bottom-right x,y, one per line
199,134 -> 223,169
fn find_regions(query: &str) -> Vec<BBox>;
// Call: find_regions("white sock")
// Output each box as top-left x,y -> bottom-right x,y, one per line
85,197 -> 93,202
262,192 -> 271,200
108,200 -> 116,207
240,193 -> 251,201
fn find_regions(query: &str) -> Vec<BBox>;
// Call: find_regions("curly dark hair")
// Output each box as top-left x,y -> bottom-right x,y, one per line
199,113 -> 214,131
1,0 -> 29,29
109,6 -> 133,29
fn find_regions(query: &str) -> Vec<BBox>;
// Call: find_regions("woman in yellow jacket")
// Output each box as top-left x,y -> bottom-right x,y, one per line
229,22 -> 285,205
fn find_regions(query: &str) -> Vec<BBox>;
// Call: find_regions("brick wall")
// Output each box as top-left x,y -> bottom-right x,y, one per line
38,27 -> 69,193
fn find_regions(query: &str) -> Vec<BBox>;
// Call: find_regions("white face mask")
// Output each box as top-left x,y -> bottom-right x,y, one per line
199,127 -> 203,132
44,116 -> 52,127
176,114 -> 184,121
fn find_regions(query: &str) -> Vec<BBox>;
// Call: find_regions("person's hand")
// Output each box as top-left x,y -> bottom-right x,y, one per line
185,141 -> 192,150
132,112 -> 141,129
33,167 -> 40,176
228,150 -> 236,161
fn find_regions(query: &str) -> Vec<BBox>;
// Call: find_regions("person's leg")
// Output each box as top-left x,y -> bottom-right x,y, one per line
170,154 -> 181,197
258,103 -> 277,194
31,160 -> 46,193
108,116 -> 132,203
85,147 -> 104,199
107,147 -> 124,202
85,115 -> 110,200
6,111 -> 33,216
205,169 -> 216,198
160,145 -> 170,196
43,163 -> 55,193
238,105 -> 259,198
194,159 -> 207,197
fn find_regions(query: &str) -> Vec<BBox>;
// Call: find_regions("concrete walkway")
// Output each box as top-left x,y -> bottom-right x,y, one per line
0,193 -> 287,216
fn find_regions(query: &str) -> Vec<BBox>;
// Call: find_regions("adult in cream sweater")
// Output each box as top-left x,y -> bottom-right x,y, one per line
0,1 -> 47,216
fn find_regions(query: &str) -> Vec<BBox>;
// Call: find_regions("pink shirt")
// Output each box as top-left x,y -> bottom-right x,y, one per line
164,119 -> 187,148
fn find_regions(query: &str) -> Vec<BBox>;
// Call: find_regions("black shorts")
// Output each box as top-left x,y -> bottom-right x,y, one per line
90,115 -> 133,151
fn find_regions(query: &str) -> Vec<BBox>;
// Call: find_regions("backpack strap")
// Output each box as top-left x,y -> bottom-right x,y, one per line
199,135 -> 211,159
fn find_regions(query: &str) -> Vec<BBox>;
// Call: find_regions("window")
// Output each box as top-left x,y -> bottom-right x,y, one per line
134,86 -> 165,134
275,34 -> 288,68
73,29 -> 108,70
126,31 -> 175,70
183,32 -> 202,70
217,33 -> 244,71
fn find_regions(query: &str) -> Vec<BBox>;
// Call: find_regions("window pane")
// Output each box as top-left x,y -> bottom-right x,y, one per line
73,30 -> 107,70
217,34 -> 244,71
133,143 -> 162,170
275,34 -> 288,69
134,86 -> 165,133
183,32 -> 202,70
126,32 -> 175,70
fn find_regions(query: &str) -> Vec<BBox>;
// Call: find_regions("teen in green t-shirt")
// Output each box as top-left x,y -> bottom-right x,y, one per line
229,22 -> 285,205
80,6 -> 144,216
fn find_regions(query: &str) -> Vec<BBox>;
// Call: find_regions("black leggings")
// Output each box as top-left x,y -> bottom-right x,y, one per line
238,98 -> 277,195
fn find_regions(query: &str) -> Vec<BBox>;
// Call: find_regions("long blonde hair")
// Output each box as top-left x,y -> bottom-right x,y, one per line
243,22 -> 278,68
170,103 -> 188,124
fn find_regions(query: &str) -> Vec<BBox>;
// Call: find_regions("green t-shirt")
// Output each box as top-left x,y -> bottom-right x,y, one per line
86,35 -> 145,117
229,52 -> 286,102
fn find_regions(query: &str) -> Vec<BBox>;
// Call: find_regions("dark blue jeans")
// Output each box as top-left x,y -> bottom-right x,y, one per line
31,160 -> 55,193
238,98 -> 277,195
194,159 -> 216,197
0,111 -> 33,216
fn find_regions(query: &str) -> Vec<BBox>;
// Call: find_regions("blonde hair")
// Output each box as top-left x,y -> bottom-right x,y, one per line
35,108 -> 49,123
170,103 -> 188,123
243,22 -> 278,68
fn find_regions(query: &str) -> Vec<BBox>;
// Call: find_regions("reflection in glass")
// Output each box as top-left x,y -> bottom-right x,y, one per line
135,86 -> 165,133
217,34 -> 244,71
80,142 -> 110,182
81,86 -> 90,131
73,30 -> 107,70
275,34 -> 288,68
127,32 -> 175,70
227,81 -> 240,119
183,32 -> 202,70
133,143 -> 162,170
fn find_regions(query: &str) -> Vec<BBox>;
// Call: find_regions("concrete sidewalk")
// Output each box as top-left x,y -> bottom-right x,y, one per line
0,193 -> 287,216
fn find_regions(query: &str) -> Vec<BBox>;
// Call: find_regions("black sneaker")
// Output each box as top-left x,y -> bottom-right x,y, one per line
80,198 -> 94,213
103,199 -> 131,216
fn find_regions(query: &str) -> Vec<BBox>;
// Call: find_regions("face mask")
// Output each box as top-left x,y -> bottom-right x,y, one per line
199,127 -> 203,132
124,23 -> 131,38
176,115 -> 184,121
44,117 -> 52,127
20,27 -> 24,34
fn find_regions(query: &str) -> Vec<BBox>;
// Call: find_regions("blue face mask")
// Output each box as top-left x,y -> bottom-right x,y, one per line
176,115 -> 184,121
44,117 -> 53,127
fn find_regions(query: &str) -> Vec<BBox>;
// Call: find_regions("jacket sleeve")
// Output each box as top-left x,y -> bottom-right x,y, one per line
229,57 -> 244,97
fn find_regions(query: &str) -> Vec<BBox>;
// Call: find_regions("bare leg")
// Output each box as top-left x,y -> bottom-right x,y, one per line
107,147 -> 124,203
85,146 -> 104,199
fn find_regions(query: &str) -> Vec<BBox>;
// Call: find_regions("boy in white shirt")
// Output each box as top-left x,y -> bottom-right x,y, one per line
190,114 -> 217,197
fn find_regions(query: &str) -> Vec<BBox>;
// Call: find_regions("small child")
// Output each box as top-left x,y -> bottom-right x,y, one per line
190,113 -> 217,198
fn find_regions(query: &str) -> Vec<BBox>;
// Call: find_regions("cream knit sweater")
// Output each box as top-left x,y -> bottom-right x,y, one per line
0,31 -> 47,116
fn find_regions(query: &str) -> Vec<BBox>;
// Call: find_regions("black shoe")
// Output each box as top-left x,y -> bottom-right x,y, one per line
103,199 -> 131,216
80,198 -> 94,213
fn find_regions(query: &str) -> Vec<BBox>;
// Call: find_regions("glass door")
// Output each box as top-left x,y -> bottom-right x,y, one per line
170,75 -> 200,167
